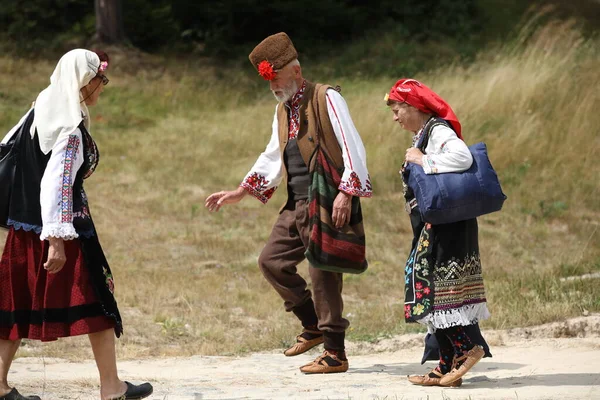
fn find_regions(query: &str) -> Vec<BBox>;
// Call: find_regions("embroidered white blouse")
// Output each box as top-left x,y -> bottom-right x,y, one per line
39,128 -> 85,241
413,123 -> 473,174
240,88 -> 372,203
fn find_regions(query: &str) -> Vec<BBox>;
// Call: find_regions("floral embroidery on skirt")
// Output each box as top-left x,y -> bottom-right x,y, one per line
405,223 -> 435,320
404,215 -> 490,329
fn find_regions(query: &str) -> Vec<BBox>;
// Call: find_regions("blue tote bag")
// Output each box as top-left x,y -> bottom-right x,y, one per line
405,124 -> 507,225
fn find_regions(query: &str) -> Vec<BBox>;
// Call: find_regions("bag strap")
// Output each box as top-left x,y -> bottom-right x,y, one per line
416,117 -> 457,153
401,117 -> 448,172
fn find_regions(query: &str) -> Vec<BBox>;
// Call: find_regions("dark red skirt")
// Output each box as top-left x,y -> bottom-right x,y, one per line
0,228 -> 115,341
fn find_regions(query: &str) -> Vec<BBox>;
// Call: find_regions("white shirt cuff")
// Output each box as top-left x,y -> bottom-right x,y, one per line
422,155 -> 438,174
40,223 -> 79,241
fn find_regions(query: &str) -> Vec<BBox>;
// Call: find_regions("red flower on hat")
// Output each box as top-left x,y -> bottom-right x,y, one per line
258,60 -> 276,81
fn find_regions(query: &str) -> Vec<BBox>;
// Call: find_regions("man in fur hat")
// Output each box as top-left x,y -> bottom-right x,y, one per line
205,32 -> 371,373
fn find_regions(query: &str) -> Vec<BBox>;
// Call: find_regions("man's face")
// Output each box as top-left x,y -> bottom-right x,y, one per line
270,65 -> 298,102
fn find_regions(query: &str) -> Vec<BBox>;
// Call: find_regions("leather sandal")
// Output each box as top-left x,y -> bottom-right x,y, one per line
407,368 -> 463,387
439,345 -> 485,386
108,381 -> 153,400
284,329 -> 324,357
299,350 -> 349,374
0,388 -> 41,400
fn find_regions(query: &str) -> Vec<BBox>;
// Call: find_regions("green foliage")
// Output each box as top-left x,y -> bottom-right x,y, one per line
0,0 -> 526,59
0,0 -> 94,52
4,0 -> 595,80
171,0 -> 483,57
122,0 -> 179,50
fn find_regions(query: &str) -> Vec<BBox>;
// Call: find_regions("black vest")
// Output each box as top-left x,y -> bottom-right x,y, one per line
7,109 -> 98,237
283,138 -> 310,201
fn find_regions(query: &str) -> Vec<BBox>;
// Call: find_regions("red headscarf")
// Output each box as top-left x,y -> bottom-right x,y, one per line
387,79 -> 462,139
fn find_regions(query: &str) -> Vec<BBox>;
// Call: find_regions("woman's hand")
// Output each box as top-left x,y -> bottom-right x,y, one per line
44,237 -> 67,274
205,187 -> 248,212
405,148 -> 424,166
332,191 -> 352,229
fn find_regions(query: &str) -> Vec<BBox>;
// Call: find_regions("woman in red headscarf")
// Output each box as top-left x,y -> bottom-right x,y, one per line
386,79 -> 491,387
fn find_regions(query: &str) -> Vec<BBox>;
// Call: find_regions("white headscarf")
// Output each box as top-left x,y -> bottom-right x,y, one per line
30,49 -> 101,154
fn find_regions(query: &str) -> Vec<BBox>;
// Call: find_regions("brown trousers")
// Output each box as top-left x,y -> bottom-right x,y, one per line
258,199 -> 349,350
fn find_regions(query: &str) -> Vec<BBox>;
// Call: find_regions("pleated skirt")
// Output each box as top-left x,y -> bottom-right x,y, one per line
0,228 -> 115,341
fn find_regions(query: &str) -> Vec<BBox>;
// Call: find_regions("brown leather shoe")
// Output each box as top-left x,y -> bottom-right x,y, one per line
299,350 -> 349,374
439,345 -> 485,386
407,368 -> 463,387
284,329 -> 324,357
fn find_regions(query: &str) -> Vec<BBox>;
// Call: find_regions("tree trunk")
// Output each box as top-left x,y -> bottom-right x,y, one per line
95,0 -> 125,44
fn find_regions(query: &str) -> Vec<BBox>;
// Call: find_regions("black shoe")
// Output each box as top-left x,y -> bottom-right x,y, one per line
109,382 -> 153,400
0,388 -> 41,400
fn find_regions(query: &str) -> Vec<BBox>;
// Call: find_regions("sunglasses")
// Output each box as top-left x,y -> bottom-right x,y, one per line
97,74 -> 109,86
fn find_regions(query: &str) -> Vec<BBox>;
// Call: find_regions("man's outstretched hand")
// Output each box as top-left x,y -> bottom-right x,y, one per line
205,187 -> 248,212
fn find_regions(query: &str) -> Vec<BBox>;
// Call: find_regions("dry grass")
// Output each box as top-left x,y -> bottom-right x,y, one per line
0,19 -> 598,360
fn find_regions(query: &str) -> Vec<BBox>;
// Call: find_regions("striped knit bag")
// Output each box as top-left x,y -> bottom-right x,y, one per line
304,86 -> 367,274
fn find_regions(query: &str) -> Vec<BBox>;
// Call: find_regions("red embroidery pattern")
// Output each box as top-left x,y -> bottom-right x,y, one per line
240,172 -> 277,204
60,134 -> 80,223
339,172 -> 372,197
287,80 -> 306,140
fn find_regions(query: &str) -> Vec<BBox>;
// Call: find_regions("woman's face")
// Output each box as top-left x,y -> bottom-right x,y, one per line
390,101 -> 423,133
80,75 -> 107,107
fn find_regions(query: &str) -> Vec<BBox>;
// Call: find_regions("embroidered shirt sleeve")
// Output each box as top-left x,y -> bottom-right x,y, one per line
40,129 -> 85,240
325,89 -> 372,197
422,125 -> 473,174
240,105 -> 283,204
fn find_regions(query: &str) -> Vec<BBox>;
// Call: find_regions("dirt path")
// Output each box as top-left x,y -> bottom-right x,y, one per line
9,316 -> 600,400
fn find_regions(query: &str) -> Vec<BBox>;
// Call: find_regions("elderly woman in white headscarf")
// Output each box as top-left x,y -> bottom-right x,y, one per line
0,50 -> 152,400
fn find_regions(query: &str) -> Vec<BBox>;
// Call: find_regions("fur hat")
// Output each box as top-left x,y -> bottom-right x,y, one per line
249,32 -> 298,80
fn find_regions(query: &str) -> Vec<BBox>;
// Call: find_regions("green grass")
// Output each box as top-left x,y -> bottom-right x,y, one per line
1,18 -> 599,360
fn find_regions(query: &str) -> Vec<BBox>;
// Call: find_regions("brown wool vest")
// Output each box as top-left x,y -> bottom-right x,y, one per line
277,81 -> 344,211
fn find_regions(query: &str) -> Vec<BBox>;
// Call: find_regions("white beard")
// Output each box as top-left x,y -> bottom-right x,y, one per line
272,80 -> 299,103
